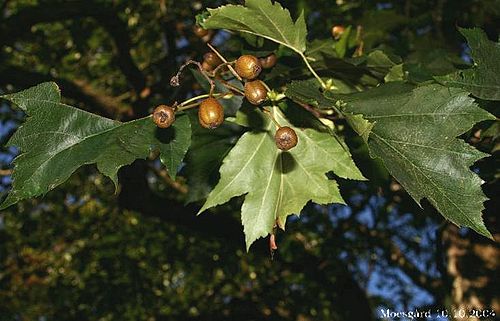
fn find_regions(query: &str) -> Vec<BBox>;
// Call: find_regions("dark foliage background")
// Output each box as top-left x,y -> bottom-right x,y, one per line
0,0 -> 498,320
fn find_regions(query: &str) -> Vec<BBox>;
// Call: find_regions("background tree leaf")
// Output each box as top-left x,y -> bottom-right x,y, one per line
0,82 -> 191,209
436,28 -> 500,100
203,0 -> 307,54
336,83 -> 495,238
199,106 -> 365,250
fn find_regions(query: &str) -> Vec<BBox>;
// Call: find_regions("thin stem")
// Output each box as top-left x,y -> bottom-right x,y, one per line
354,26 -> 364,57
260,80 -> 271,92
297,102 -> 322,119
299,52 -> 326,88
297,101 -> 340,121
179,93 -> 212,107
207,43 -> 242,81
176,101 -> 202,111
148,163 -> 188,194
263,107 -> 281,128
0,169 -> 12,176
218,78 -> 245,95
176,92 -> 232,112
209,61 -> 239,83
171,59 -> 215,94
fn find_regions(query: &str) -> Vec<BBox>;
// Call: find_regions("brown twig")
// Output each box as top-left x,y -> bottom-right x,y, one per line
170,59 -> 215,95
207,43 -> 242,81
296,101 -> 339,121
217,78 -> 245,96
0,169 -> 12,176
262,107 -> 281,128
148,164 -> 188,195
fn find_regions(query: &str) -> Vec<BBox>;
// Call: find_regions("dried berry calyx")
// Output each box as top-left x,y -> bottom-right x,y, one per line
235,55 -> 262,80
198,98 -> 224,129
275,126 -> 298,151
244,80 -> 268,105
152,105 -> 175,128
259,53 -> 277,69
203,52 -> 223,67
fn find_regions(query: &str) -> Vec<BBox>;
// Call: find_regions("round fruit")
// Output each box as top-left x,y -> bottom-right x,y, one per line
244,80 -> 268,105
235,55 -> 262,80
203,52 -> 223,67
275,126 -> 298,151
198,98 -> 224,129
201,60 -> 214,72
152,105 -> 175,128
259,53 -> 277,69
193,25 -> 209,38
331,25 -> 345,39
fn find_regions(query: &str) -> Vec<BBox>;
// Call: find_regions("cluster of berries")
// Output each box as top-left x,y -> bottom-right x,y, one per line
152,25 -> 297,151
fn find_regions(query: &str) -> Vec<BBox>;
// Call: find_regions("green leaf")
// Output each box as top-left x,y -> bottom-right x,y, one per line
199,106 -> 365,250
285,79 -> 374,141
358,10 -> 407,50
384,64 -> 404,82
336,83 -> 495,238
0,82 -> 191,209
335,25 -> 353,58
306,39 -> 337,60
185,113 -> 240,204
285,79 -> 337,109
436,28 -> 500,100
285,79 -> 373,141
203,0 -> 307,54
348,50 -> 402,80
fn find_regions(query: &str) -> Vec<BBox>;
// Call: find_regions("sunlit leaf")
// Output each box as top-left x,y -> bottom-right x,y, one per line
199,106 -> 364,249
203,0 -> 307,54
336,83 -> 495,238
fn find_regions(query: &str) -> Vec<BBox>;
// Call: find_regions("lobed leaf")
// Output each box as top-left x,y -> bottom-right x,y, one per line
0,83 -> 191,209
287,79 -> 495,238
184,114 -> 241,203
436,28 -> 500,101
199,106 -> 365,250
335,83 -> 495,238
203,0 -> 307,54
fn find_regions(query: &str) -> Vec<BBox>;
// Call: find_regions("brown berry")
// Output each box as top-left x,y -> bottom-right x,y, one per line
259,53 -> 277,69
201,60 -> 214,72
193,25 -> 209,38
331,25 -> 345,39
198,98 -> 224,129
275,126 -> 298,151
235,55 -> 262,80
153,105 -> 175,128
203,52 -> 223,67
244,80 -> 268,105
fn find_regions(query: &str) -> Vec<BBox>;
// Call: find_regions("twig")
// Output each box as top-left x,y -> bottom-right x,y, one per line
176,92 -> 233,112
207,43 -> 242,81
217,78 -> 245,96
148,164 -> 188,194
263,107 -> 281,128
170,59 -> 215,95
0,169 -> 12,176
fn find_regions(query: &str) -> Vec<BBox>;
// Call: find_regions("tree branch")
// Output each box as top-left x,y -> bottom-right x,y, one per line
355,225 -> 444,297
117,161 -> 245,243
0,65 -> 127,118
0,1 -> 146,99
